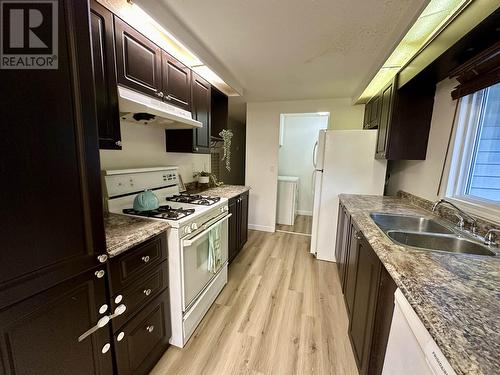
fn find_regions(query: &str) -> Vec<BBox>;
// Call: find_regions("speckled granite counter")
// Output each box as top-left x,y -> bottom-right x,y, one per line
104,213 -> 169,258
196,185 -> 250,199
339,194 -> 500,375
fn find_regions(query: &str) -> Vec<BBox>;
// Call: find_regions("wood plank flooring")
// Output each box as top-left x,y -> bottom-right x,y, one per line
276,215 -> 313,235
150,230 -> 358,375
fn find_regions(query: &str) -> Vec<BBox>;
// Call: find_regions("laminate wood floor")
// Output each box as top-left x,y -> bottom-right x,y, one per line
150,230 -> 358,375
276,215 -> 313,235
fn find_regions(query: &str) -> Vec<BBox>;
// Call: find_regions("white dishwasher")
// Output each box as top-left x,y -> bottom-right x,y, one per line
276,176 -> 299,225
383,289 -> 456,375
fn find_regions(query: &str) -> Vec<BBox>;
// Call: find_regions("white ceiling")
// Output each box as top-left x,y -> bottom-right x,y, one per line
144,0 -> 429,120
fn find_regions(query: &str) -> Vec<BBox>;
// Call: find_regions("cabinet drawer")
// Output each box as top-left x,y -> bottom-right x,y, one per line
111,261 -> 169,330
109,234 -> 167,292
114,289 -> 171,375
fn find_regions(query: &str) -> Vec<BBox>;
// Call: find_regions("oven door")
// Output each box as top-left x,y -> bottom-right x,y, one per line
181,213 -> 230,311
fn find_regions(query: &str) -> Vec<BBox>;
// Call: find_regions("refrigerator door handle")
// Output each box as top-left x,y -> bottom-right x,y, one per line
312,141 -> 318,168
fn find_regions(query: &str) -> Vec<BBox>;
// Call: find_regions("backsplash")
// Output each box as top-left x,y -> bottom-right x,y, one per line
99,121 -> 210,183
398,191 -> 500,237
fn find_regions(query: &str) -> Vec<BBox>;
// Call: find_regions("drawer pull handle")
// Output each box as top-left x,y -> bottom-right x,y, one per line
142,255 -> 150,263
143,288 -> 152,296
146,325 -> 155,333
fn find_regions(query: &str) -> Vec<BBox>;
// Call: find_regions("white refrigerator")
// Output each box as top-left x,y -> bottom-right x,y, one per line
310,129 -> 387,262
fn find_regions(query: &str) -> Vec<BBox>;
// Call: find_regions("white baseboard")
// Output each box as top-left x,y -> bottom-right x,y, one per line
248,224 -> 275,233
297,210 -> 313,216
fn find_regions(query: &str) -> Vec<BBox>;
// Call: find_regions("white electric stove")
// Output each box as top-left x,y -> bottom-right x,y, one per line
103,167 -> 230,347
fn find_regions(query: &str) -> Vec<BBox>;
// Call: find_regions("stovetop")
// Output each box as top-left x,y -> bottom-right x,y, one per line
123,205 -> 195,221
166,193 -> 221,206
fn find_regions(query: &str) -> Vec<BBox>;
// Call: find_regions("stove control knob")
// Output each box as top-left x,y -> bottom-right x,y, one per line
184,226 -> 191,235
220,207 -> 225,214
191,223 -> 198,231
224,206 -> 229,212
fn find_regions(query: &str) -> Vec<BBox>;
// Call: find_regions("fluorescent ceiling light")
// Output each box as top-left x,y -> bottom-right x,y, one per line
316,112 -> 330,116
98,0 -> 239,96
358,0 -> 471,103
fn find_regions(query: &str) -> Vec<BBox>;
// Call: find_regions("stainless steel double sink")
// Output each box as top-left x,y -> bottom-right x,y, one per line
370,213 -> 495,256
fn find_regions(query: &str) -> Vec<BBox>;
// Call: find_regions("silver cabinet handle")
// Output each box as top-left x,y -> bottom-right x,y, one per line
117,331 -> 125,342
115,140 -> 122,147
97,254 -> 108,263
165,94 -> 172,101
95,270 -> 105,279
78,304 -> 126,342
146,325 -> 155,333
143,288 -> 152,296
142,255 -> 150,263
78,315 -> 110,342
156,91 -> 164,98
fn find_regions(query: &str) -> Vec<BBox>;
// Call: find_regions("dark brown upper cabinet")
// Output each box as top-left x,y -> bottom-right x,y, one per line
363,94 -> 381,129
211,87 -> 229,138
165,73 -> 211,154
161,51 -> 192,111
370,73 -> 436,160
114,16 -> 162,99
90,0 -> 121,150
191,73 -> 211,152
375,81 -> 394,158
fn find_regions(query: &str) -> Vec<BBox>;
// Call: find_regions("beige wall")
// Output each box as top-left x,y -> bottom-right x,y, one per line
99,121 -> 210,183
386,78 -> 458,201
246,98 -> 364,232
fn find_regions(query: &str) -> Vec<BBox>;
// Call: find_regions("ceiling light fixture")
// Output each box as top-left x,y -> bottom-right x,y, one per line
357,0 -> 472,103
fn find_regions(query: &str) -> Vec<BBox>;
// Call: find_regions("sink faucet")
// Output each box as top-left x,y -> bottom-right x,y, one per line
484,228 -> 500,247
432,199 -> 478,234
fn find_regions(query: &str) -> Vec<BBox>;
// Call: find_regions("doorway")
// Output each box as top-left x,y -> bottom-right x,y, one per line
276,112 -> 329,235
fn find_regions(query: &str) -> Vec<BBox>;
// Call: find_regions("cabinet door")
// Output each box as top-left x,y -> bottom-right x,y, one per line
375,82 -> 394,158
114,17 -> 162,98
344,226 -> 361,318
369,95 -> 381,129
192,74 -> 211,153
363,101 -> 372,129
339,207 -> 351,290
114,289 -> 171,375
228,198 -> 238,263
238,193 -> 249,249
0,0 -> 106,309
0,268 -> 113,375
349,238 -> 382,374
162,52 -> 191,111
334,203 -> 345,272
90,1 -> 121,150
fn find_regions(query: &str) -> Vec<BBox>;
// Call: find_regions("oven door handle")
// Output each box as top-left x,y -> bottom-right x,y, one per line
182,213 -> 232,247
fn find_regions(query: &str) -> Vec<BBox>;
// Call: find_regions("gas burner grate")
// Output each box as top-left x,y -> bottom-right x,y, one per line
166,194 -> 221,206
123,205 -> 195,220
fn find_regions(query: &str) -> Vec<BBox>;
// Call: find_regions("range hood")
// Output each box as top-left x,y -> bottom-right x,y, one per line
118,86 -> 202,129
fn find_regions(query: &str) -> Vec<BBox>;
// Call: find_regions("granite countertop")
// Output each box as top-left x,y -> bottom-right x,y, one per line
193,185 -> 250,200
339,194 -> 500,375
104,213 -> 170,258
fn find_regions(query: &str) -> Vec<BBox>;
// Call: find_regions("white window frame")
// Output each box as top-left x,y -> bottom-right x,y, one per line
445,87 -> 500,223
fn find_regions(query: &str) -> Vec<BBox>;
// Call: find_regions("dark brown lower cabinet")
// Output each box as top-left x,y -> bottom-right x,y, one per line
107,233 -> 171,375
228,191 -> 249,264
335,203 -> 397,375
0,268 -> 113,375
114,289 -> 171,375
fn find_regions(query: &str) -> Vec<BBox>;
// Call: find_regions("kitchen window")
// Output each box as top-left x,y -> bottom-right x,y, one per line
446,82 -> 500,219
